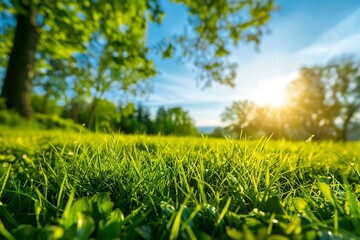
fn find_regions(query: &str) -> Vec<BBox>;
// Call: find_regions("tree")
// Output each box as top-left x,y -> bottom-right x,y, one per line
75,34 -> 156,129
0,0 -> 163,118
65,58 -> 93,123
31,94 -> 63,116
160,0 -> 275,87
135,104 -> 155,134
117,103 -> 154,134
209,127 -> 225,138
286,67 -> 337,139
0,0 -> 275,119
0,2 -> 37,118
286,57 -> 360,141
221,100 -> 258,138
221,100 -> 288,139
89,99 -> 118,132
327,57 -> 360,141
32,57 -> 70,114
252,105 -> 288,139
155,106 -> 197,136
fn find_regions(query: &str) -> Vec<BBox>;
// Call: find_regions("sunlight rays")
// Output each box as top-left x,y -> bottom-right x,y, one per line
249,79 -> 288,108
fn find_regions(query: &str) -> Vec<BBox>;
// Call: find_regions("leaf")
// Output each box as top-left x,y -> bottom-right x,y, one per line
0,219 -> 15,240
317,182 -> 345,214
181,205 -> 202,231
61,186 -> 76,227
217,197 -> 231,225
170,204 -> 185,240
135,225 -> 152,240
293,198 -> 307,213
268,235 -> 290,240
109,208 -> 124,222
226,226 -> 243,240
75,212 -> 95,240
215,46 -> 230,57
63,197 -> 92,230
0,205 -> 18,229
342,178 -> 360,234
242,225 -> 256,240
265,196 -> 285,215
98,208 -> 124,239
194,230 -> 212,240
99,220 -> 122,240
284,216 -> 302,235
162,44 -> 173,58
90,192 -> 114,221
42,226 -> 64,240
11,225 -> 37,239
316,182 -> 335,205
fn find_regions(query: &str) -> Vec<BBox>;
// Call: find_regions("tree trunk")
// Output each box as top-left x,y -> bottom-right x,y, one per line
0,3 -> 38,119
71,100 -> 79,122
341,114 -> 353,142
341,121 -> 349,142
41,83 -> 51,114
341,108 -> 356,142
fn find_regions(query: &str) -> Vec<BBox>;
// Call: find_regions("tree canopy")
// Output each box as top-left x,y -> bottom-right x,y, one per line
220,56 -> 360,141
0,0 -> 275,119
286,57 -> 360,141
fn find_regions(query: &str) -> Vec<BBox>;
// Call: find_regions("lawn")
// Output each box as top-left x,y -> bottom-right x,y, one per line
0,128 -> 360,239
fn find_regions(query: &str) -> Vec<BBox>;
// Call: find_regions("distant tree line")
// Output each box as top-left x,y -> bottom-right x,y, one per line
219,56 -> 360,141
29,96 -> 197,136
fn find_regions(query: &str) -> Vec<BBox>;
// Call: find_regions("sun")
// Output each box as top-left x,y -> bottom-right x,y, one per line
256,91 -> 285,107
250,82 -> 287,107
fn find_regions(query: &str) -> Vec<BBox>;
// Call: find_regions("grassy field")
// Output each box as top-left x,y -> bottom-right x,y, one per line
0,128 -> 360,239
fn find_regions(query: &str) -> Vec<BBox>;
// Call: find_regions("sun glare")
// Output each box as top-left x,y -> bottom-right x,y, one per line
250,83 -> 287,107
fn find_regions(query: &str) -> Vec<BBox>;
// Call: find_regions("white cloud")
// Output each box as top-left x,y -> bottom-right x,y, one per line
296,8 -> 360,63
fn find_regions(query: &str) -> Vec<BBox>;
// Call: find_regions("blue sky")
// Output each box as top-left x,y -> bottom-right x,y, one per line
140,0 -> 360,127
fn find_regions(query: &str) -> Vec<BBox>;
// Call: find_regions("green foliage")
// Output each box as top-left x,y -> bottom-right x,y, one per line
221,56 -> 360,141
31,95 -> 63,116
61,101 -> 197,136
1,0 -> 276,119
165,0 -> 276,87
0,99 -> 32,127
155,106 -> 198,136
0,0 -> 163,119
0,130 -> 360,239
34,114 -> 85,132
62,99 -> 119,132
118,105 -> 197,136
286,56 -> 360,141
221,100 -> 258,138
2,0 -> 163,60
221,100 -> 288,139
118,103 -> 155,134
208,127 -> 226,138
0,109 -> 25,127
0,106 -> 84,131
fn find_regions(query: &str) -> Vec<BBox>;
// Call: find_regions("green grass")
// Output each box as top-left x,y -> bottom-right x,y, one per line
0,128 -> 360,239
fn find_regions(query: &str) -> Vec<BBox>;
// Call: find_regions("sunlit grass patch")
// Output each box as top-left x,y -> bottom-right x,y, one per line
0,130 -> 360,239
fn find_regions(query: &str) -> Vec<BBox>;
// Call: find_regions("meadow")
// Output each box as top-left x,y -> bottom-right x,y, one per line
0,128 -> 360,239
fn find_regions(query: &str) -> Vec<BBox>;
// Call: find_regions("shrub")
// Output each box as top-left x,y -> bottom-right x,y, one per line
34,113 -> 84,132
